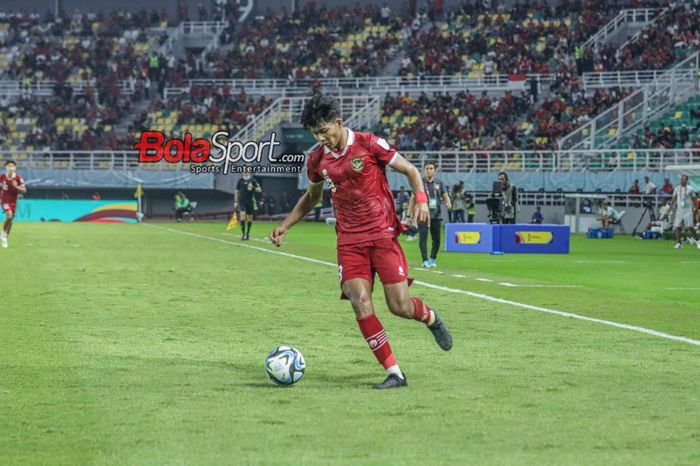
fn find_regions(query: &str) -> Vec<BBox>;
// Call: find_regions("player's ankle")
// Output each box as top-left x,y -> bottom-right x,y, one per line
385,364 -> 404,380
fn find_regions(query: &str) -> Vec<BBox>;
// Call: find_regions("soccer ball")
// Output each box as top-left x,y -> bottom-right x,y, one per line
265,346 -> 305,385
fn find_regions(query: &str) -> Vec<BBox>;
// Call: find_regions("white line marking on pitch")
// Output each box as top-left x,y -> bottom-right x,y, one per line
475,278 -> 493,282
679,261 -> 698,264
146,225 -> 700,347
575,260 -> 627,264
452,274 -> 466,278
666,287 -> 700,290
499,282 -> 517,287
431,270 -> 445,274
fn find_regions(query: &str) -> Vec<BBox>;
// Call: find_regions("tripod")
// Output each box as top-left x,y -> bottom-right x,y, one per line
632,203 -> 656,236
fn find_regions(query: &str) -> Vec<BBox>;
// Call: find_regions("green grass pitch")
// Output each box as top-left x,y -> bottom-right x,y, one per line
1,221 -> 699,465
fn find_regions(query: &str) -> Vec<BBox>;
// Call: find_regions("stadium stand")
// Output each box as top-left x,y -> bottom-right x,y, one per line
595,3 -> 700,72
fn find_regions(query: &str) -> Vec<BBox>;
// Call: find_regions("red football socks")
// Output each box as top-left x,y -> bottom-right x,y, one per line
411,297 -> 436,325
357,313 -> 395,370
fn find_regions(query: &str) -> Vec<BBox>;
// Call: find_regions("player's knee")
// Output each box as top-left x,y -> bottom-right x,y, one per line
349,292 -> 373,317
5,211 -> 12,220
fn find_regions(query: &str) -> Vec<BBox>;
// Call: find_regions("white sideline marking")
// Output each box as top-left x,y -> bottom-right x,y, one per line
475,278 -> 493,282
431,270 -> 445,275
145,225 -> 700,347
452,274 -> 466,278
516,284 -> 581,288
499,282 -> 517,287
575,260 -> 627,264
666,287 -> 700,290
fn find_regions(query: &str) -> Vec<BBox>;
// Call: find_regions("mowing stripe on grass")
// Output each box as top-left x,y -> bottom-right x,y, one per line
146,224 -> 700,347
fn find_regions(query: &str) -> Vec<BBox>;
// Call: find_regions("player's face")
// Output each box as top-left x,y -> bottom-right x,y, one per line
424,165 -> 435,180
310,119 -> 343,151
5,163 -> 15,176
680,175 -> 688,186
499,173 -> 507,186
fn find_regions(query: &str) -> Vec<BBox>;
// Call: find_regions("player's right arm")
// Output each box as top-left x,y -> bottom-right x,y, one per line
269,181 -> 323,247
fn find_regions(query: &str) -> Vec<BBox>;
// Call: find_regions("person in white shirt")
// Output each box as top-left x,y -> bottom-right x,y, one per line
671,175 -> 699,249
598,201 -> 621,228
642,176 -> 656,195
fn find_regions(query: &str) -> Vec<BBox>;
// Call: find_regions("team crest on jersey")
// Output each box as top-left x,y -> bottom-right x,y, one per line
351,157 -> 364,172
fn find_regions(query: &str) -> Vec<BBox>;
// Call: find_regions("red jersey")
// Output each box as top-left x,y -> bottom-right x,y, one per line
307,129 -> 400,246
0,173 -> 24,204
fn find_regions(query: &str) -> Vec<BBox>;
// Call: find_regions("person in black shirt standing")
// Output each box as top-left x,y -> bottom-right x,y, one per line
409,161 -> 451,267
234,171 -> 262,240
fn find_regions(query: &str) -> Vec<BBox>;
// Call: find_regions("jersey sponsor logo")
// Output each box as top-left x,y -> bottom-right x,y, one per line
455,231 -> 481,244
515,231 -> 554,244
351,157 -> 364,173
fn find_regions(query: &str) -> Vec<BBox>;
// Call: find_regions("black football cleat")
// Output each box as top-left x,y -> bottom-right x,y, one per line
428,313 -> 453,351
373,373 -> 408,389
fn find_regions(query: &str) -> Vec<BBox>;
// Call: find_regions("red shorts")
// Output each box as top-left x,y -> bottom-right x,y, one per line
337,237 -> 413,298
1,202 -> 16,215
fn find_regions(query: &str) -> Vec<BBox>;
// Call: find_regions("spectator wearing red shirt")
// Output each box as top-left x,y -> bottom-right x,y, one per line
628,179 -> 640,194
662,178 -> 674,197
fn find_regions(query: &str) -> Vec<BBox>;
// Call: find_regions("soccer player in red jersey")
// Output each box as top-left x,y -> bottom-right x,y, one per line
269,95 -> 452,389
0,160 -> 27,248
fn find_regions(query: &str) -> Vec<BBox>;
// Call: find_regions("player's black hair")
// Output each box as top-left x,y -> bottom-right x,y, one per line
424,160 -> 437,169
300,94 -> 341,129
5,160 -> 16,166
498,171 -> 509,183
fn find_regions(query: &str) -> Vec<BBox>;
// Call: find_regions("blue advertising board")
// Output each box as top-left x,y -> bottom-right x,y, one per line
10,200 -> 137,223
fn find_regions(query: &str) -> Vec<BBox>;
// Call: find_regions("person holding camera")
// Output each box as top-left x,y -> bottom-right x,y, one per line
451,184 -> 466,223
409,161 -> 451,267
496,171 -> 518,224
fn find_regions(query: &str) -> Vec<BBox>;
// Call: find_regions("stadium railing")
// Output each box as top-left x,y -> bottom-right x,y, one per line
559,52 -> 699,151
227,95 -> 381,145
3,148 -> 697,172
180,21 -> 228,35
582,68 -> 696,90
461,191 -> 668,208
583,8 -> 661,52
615,7 -> 671,60
401,149 -> 700,173
0,79 -> 136,97
167,73 -> 554,96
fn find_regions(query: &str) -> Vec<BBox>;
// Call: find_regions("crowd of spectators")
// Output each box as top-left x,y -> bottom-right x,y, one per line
632,124 -> 700,150
594,4 -> 700,72
1,9 -> 168,83
378,90 -> 530,151
0,0 -> 696,151
0,92 -> 133,150
138,87 -> 272,133
189,3 -> 406,81
400,0 -> 665,78
523,87 -> 629,149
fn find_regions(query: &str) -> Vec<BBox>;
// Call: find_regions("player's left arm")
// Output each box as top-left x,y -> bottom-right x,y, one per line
389,155 -> 429,225
254,179 -> 262,193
